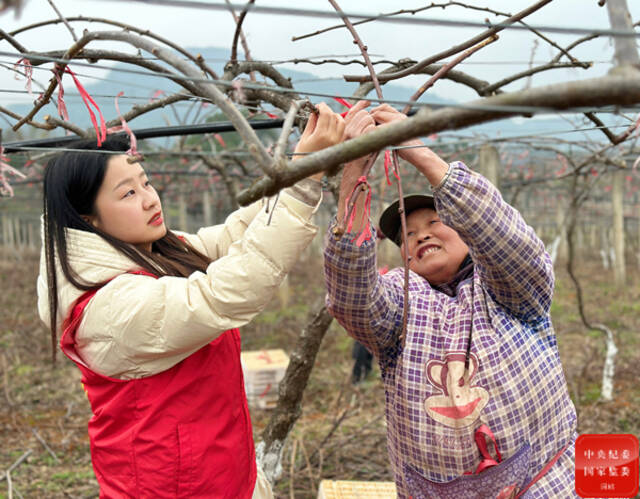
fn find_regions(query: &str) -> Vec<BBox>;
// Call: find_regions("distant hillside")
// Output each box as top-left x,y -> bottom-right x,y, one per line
5,46 -> 609,145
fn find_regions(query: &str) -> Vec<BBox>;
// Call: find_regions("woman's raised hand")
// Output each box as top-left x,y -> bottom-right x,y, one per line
369,104 -> 425,163
293,102 -> 345,158
343,99 -> 376,141
370,103 -> 449,186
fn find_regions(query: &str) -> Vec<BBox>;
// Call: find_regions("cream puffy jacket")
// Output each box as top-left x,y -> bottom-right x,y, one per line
37,181 -> 321,380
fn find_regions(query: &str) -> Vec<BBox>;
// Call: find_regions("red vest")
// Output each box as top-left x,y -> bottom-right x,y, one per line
60,273 -> 257,499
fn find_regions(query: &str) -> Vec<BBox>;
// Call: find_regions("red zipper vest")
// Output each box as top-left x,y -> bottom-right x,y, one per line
60,272 -> 257,498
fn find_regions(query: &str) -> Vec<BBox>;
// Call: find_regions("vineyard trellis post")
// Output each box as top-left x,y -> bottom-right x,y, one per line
612,168 -> 625,285
478,143 -> 501,190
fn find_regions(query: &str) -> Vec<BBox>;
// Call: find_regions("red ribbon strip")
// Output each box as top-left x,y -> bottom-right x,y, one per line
15,58 -> 34,96
52,68 -> 69,122
383,150 -> 392,186
113,91 -> 138,156
463,424 -> 502,475
334,96 -> 352,117
344,175 -> 373,247
64,67 -> 107,146
0,145 -> 26,197
258,383 -> 273,398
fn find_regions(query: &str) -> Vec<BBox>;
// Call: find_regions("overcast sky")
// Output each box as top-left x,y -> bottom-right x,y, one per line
2,0 -> 640,105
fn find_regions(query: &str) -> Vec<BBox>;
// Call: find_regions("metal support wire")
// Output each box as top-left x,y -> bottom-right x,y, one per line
97,0 -> 640,38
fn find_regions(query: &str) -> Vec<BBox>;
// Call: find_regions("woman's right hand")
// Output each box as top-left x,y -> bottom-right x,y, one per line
343,99 -> 376,142
340,99 -> 376,177
293,102 -> 345,158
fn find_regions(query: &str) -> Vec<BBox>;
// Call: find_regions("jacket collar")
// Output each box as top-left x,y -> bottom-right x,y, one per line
432,254 -> 474,297
37,220 -> 142,330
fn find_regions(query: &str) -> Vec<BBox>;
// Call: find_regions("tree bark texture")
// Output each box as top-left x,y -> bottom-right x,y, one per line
256,301 -> 334,483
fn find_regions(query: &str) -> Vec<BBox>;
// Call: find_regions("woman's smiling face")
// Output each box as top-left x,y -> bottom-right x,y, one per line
87,155 -> 166,251
401,208 -> 469,285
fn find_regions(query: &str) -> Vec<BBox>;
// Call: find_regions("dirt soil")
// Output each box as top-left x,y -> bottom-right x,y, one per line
1,251 -> 638,498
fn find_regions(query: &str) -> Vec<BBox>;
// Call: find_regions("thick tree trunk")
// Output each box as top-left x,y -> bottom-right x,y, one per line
256,301 -> 334,483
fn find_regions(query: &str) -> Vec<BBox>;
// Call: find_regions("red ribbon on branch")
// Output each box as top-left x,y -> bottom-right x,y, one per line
66,67 -> 106,146
14,58 -> 34,97
52,69 -> 69,122
383,150 -> 401,186
333,97 -> 352,117
0,145 -> 26,197
344,175 -> 373,247
54,66 -> 107,146
111,91 -> 138,156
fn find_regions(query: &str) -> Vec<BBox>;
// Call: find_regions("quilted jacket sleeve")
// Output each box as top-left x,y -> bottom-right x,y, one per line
76,184 -> 321,379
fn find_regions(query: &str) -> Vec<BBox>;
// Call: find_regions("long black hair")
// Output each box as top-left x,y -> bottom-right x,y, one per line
44,136 -> 212,362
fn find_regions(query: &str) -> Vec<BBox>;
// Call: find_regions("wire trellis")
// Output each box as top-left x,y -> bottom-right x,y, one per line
92,0 -> 640,38
2,49 -> 639,117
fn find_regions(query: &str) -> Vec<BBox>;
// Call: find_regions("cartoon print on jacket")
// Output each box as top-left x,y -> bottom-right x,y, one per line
424,351 -> 489,428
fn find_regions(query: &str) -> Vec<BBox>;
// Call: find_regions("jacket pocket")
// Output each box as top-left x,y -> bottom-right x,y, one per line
89,429 -> 139,498
404,442 -> 531,499
176,423 -> 195,498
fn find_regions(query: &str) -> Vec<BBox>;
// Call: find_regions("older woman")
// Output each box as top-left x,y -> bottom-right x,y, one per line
324,102 -> 577,498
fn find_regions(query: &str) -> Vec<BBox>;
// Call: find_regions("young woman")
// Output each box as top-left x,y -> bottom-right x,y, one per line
324,102 -> 577,498
37,103 -> 344,498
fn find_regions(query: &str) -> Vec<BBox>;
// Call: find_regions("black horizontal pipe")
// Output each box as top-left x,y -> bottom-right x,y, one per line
2,119 -> 285,153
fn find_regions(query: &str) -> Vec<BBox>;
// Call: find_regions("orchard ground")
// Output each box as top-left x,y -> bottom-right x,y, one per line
0,246 -> 638,498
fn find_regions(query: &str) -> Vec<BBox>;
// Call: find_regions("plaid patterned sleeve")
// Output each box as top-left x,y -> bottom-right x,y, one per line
323,221 -> 404,359
434,162 -> 554,322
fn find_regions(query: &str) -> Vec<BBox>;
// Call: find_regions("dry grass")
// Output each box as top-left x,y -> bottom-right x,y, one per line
0,250 -> 638,498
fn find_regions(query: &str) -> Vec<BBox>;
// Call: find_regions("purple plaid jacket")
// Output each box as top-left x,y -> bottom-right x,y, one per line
324,162 -> 578,498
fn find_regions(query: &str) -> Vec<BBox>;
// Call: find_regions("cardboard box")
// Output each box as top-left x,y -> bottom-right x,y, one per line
317,480 -> 397,499
241,349 -> 289,410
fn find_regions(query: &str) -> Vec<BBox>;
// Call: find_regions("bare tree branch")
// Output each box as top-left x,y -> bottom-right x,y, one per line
584,111 -> 638,144
0,28 -> 28,53
257,301 -> 334,482
0,106 -> 54,130
8,16 -> 220,80
228,0 -> 255,66
481,61 -> 592,95
274,100 -> 302,165
44,114 -> 89,137
402,34 -> 498,113
104,92 -> 194,129
343,0 -> 553,83
551,34 -> 599,64
237,74 -> 640,204
46,0 -> 78,42
222,61 -> 294,89
29,49 -> 202,95
328,0 -> 383,99
241,85 -> 299,115
43,30 -> 273,173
